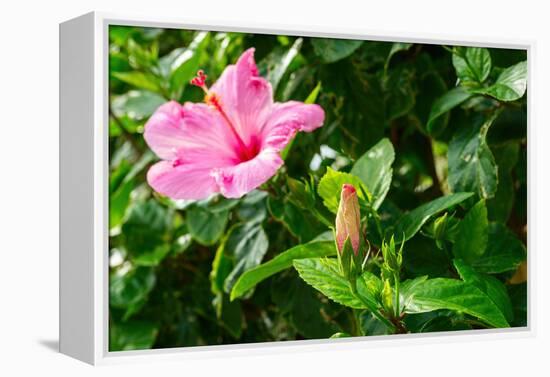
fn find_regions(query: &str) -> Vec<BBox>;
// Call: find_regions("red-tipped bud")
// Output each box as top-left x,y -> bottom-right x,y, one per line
335,184 -> 361,255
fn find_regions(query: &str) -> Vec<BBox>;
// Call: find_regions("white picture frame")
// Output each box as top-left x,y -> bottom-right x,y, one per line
59,11 -> 534,365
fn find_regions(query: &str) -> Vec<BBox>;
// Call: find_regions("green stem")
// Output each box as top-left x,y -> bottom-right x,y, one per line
372,210 -> 384,240
364,204 -> 384,240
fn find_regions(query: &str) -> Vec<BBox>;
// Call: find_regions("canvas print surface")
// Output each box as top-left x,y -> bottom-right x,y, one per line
108,25 -> 528,351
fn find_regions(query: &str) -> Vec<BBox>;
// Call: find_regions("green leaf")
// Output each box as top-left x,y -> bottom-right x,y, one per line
267,196 -> 285,220
110,320 -> 158,351
448,113 -> 499,199
356,271 -> 383,309
231,241 -> 335,300
112,71 -> 162,94
414,62 -> 449,135
454,259 -> 514,323
474,61 -> 527,102
393,192 -> 474,241
400,275 -> 429,312
112,90 -> 166,120
173,234 -> 192,255
198,195 -> 240,213
121,200 -> 171,265
210,241 -> 233,295
426,87 -> 473,134
508,283 -> 527,327
311,38 -> 363,63
404,277 -> 509,328
236,190 -> 268,223
213,293 -> 243,339
470,223 -> 526,273
110,266 -> 156,320
126,38 -> 158,70
330,332 -> 352,338
453,200 -> 488,263
132,245 -> 171,266
336,65 -> 385,148
260,37 -> 303,92
187,206 -> 229,246
289,279 -> 338,338
280,201 -> 324,243
402,236 -> 450,278
417,315 -> 472,333
110,153 -> 156,229
452,47 -> 492,84
287,176 -> 316,209
360,312 -> 390,336
166,31 -> 209,98
487,143 -> 520,222
350,138 -> 395,209
305,81 -> 322,104
110,178 -> 134,229
385,42 -> 413,70
384,66 -> 416,121
318,167 -> 369,213
223,223 -> 269,294
293,258 -> 364,309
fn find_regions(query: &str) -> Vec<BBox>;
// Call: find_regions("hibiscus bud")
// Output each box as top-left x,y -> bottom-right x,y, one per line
381,279 -> 394,314
381,235 -> 404,275
335,184 -> 361,255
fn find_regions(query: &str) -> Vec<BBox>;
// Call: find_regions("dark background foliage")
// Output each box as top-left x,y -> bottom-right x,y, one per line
108,26 -> 527,350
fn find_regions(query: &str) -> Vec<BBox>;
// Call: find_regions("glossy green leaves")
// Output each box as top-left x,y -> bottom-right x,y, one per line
453,200 -> 489,263
107,28 -> 528,349
393,192 -> 474,241
318,168 -> 369,213
230,241 -> 336,300
426,87 -> 473,134
448,114 -> 499,199
474,61 -> 528,102
293,258 -> 365,309
402,277 -> 509,328
187,206 -> 229,246
311,38 -> 363,63
471,223 -> 526,273
452,47 -> 492,84
350,138 -> 395,209
454,259 -> 513,323
121,200 -> 171,266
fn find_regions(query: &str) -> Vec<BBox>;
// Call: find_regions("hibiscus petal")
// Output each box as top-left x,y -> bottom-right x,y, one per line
142,101 -> 187,160
144,101 -> 241,163
147,160 -> 219,200
211,148 -> 283,199
210,48 -> 273,146
262,101 -> 325,151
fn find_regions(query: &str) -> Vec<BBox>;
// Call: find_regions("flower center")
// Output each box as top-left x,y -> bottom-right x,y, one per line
191,70 -> 259,162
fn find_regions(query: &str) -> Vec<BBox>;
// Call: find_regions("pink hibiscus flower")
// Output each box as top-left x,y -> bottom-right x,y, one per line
143,48 -> 325,200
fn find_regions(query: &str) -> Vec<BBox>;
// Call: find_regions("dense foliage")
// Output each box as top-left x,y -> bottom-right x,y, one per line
108,26 -> 527,350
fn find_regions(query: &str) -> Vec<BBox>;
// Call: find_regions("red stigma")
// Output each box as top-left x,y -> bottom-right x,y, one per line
190,69 -> 208,90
